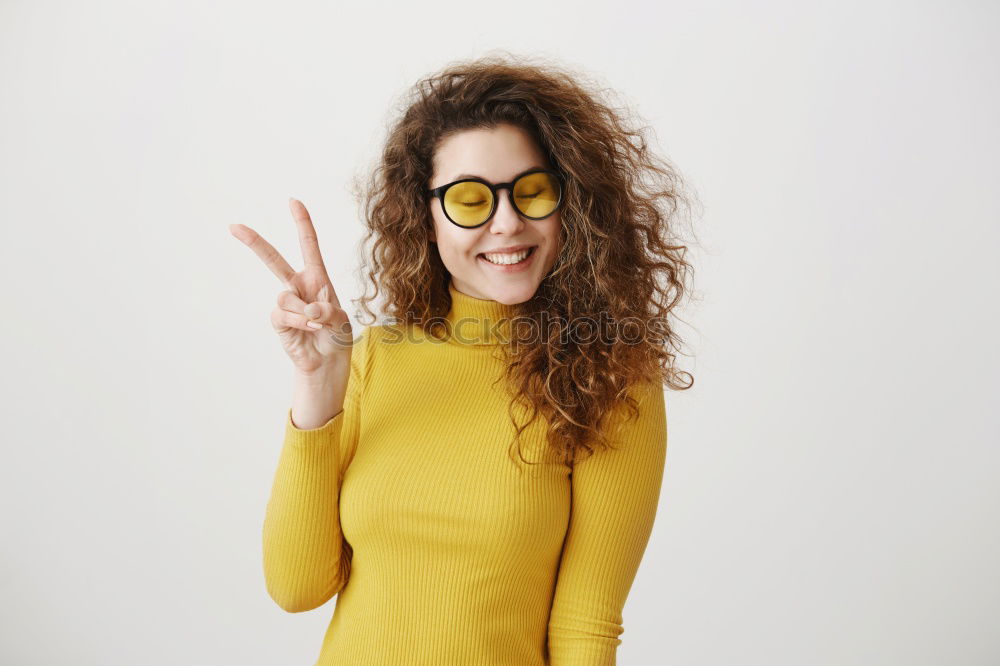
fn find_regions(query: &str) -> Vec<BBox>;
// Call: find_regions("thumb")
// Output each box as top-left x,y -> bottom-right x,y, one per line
304,300 -> 335,322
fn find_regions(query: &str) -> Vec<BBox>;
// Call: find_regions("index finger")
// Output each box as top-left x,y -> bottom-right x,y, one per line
288,198 -> 328,274
229,223 -> 297,285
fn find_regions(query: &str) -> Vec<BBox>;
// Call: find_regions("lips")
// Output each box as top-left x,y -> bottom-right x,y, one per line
477,245 -> 537,258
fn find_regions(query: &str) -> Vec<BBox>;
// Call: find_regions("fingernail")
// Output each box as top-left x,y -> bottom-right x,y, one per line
307,321 -> 323,329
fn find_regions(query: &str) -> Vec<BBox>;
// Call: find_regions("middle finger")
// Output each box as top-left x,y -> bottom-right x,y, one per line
288,198 -> 328,274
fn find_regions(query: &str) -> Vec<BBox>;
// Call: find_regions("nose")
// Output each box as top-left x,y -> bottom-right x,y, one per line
489,187 -> 526,234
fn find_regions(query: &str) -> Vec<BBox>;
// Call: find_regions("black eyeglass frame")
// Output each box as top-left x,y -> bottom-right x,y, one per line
426,168 -> 565,229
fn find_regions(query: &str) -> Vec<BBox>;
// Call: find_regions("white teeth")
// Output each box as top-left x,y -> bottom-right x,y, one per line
482,248 -> 532,265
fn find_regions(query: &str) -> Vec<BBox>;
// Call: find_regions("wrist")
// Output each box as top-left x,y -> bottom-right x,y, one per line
295,356 -> 349,384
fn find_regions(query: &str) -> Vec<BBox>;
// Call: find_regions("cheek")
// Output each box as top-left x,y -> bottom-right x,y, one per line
543,216 -> 563,252
433,227 -> 478,263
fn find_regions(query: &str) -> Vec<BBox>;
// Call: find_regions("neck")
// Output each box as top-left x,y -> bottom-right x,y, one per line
444,279 -> 517,346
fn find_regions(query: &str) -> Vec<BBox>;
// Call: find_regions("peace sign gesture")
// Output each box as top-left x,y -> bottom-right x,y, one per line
229,198 -> 354,376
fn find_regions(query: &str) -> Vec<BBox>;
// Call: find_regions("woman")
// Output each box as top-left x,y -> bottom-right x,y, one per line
230,54 -> 695,666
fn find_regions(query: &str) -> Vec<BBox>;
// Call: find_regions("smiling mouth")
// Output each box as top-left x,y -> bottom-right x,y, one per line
478,246 -> 537,264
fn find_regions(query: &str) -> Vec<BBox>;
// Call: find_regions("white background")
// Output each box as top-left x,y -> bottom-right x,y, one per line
1,1 -> 997,664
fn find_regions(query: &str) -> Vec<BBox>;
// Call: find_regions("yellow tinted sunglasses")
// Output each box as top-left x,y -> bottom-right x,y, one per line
427,168 -> 565,229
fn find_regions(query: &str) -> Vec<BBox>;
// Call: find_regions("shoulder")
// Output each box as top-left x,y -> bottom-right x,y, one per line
571,379 -> 668,482
345,325 -> 376,385
348,323 -> 409,376
608,379 -> 666,431
596,379 -> 667,457
355,323 -> 407,355
357,321 -> 438,359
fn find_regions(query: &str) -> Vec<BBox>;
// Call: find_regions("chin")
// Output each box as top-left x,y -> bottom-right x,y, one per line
483,280 -> 542,305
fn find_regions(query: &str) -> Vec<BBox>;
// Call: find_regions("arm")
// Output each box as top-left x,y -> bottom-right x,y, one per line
547,380 -> 668,665
261,327 -> 369,613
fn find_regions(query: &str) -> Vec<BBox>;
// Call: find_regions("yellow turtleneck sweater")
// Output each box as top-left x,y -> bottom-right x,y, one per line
262,280 -> 668,666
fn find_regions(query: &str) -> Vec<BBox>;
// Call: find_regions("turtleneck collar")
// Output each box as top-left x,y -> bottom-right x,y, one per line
444,279 -> 517,346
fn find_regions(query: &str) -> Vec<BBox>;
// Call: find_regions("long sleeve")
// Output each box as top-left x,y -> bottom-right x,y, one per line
546,380 -> 668,665
261,327 -> 369,613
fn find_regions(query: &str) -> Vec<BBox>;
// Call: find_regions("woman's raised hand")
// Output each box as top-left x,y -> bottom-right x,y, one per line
229,198 -> 354,376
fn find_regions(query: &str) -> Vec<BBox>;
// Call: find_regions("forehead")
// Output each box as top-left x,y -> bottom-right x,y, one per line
432,123 -> 548,183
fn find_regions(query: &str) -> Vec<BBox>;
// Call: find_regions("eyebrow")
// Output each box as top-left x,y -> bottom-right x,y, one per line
451,166 -> 547,182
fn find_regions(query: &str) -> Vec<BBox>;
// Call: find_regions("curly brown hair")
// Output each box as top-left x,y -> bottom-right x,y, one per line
350,51 -> 699,467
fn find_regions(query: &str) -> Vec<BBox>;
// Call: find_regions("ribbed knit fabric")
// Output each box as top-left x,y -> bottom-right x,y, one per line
262,279 -> 668,666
